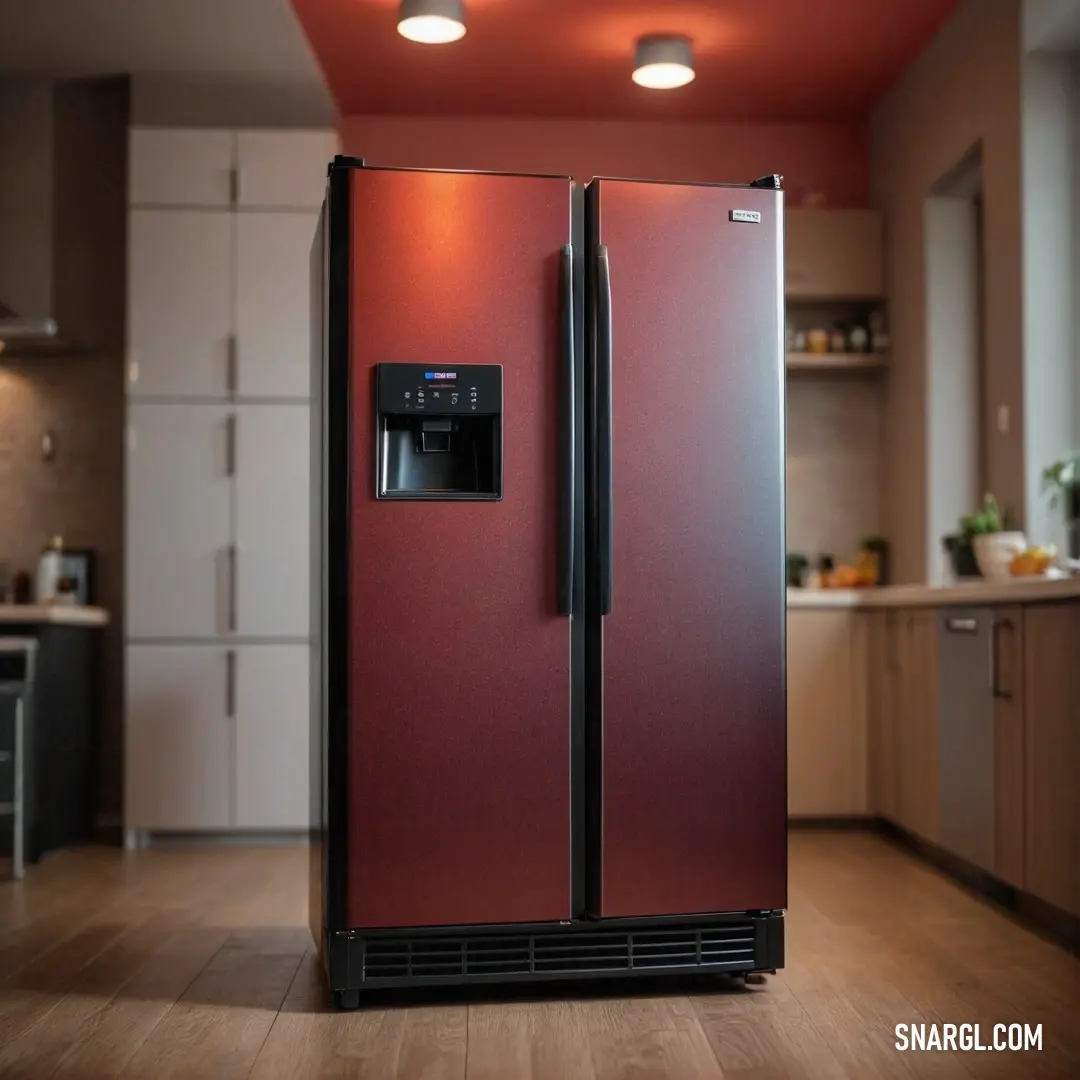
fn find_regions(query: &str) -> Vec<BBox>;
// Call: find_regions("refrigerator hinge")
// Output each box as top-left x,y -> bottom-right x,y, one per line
749,174 -> 784,190
331,154 -> 366,175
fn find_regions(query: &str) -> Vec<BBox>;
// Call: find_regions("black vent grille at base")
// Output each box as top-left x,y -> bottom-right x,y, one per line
361,924 -> 756,983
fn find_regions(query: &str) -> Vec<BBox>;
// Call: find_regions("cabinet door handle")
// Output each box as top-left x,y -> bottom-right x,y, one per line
225,649 -> 237,718
227,544 -> 238,633
226,413 -> 237,476
226,333 -> 238,394
991,618 -> 1014,701
595,244 -> 613,615
558,243 -> 575,617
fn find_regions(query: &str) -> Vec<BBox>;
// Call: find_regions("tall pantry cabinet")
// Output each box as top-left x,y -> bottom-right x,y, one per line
124,127 -> 337,840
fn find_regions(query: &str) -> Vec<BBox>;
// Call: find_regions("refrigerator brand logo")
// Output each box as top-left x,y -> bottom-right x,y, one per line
729,209 -> 762,224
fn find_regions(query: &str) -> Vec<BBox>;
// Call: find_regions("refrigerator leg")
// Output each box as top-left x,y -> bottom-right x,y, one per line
334,989 -> 361,1011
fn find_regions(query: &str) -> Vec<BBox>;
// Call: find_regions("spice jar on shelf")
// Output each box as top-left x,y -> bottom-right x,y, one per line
848,324 -> 869,352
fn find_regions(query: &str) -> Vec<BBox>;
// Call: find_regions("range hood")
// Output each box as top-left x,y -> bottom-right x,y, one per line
0,305 -> 59,356
0,76 -> 128,360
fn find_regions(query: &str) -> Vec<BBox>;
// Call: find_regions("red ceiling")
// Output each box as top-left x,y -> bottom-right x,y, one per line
292,0 -> 961,122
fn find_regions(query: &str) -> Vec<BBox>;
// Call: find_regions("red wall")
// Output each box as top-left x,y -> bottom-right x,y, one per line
340,115 -> 869,207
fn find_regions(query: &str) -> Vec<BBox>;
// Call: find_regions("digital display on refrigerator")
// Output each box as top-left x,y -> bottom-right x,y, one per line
424,372 -> 457,381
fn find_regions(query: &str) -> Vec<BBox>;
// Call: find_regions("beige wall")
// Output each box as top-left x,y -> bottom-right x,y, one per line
1021,50 -> 1077,551
1075,59 -> 1080,449
926,193 -> 982,582
131,74 -> 334,129
870,0 -> 1025,583
340,115 -> 870,206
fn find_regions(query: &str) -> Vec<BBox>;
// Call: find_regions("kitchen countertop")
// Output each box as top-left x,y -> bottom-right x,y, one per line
0,604 -> 109,627
788,575 -> 1080,610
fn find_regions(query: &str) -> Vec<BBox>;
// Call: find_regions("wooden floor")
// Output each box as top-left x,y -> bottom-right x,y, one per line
1,832 -> 1078,1079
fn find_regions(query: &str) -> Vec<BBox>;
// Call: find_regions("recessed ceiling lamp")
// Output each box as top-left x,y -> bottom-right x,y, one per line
397,0 -> 466,44
632,34 -> 695,89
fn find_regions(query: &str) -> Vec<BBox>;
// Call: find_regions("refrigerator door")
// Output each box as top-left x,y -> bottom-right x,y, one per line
588,178 -> 787,919
344,167 -> 582,928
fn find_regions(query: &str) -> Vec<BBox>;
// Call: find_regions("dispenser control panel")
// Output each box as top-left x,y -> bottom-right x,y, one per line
375,363 -> 503,415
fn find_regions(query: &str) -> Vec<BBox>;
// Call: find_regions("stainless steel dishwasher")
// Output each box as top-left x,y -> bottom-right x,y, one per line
937,609 -> 1000,874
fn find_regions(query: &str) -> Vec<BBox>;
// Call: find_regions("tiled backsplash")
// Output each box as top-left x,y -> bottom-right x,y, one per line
786,375 -> 885,567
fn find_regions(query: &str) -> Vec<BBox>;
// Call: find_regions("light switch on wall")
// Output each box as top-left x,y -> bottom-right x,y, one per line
997,405 -> 1010,434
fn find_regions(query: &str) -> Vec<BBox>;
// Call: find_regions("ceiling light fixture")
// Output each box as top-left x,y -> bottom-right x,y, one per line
632,35 -> 695,89
397,0 -> 466,44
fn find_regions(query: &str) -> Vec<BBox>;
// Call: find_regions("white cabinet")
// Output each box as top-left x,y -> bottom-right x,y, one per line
235,406 -> 311,637
236,130 -> 337,209
125,644 -> 310,832
236,212 -> 320,398
127,210 -> 233,399
125,126 -> 325,835
129,128 -> 235,208
235,645 -> 310,828
125,645 -> 232,830
125,404 -> 233,639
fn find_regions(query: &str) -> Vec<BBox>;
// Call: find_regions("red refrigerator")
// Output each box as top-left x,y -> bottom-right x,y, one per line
310,159 -> 787,1008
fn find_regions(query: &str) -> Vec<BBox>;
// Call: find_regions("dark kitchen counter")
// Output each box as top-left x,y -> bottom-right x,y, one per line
0,609 -> 107,863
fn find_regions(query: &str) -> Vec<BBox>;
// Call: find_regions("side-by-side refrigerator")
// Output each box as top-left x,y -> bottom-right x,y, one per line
310,157 -> 787,1009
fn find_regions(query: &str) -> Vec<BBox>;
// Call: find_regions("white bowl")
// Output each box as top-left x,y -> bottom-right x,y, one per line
973,532 -> 1027,581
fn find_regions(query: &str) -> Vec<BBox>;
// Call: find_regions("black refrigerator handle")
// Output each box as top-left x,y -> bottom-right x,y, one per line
596,244 -> 613,616
559,244 -> 575,617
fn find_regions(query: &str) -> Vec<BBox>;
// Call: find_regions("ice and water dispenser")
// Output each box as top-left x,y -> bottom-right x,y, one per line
375,363 -> 503,500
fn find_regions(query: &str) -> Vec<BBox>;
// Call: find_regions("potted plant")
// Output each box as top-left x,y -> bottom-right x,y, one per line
943,497 -> 995,579
1041,451 -> 1080,560
942,531 -> 981,579
960,494 -> 1026,581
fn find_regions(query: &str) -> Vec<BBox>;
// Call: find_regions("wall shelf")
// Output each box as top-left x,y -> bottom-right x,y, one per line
786,352 -> 888,372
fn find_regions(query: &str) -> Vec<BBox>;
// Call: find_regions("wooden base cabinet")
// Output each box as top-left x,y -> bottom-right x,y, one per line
867,612 -> 897,820
992,608 -> 1025,889
1023,603 -> 1080,918
887,610 -> 940,844
787,610 -> 868,817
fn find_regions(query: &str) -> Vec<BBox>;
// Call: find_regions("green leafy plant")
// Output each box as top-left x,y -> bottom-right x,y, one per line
1041,451 -> 1080,511
959,493 -> 1004,538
